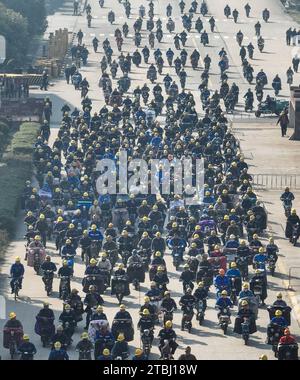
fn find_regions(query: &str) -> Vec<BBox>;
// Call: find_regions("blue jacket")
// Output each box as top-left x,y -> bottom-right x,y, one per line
97,355 -> 113,360
216,297 -> 232,308
10,263 -> 25,278
226,269 -> 241,278
225,240 -> 239,249
239,290 -> 254,299
48,349 -> 69,360
214,275 -> 230,290
88,230 -> 103,241
271,316 -> 288,327
61,245 -> 76,257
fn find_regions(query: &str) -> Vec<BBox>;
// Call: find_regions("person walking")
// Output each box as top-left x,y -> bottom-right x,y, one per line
277,108 -> 289,137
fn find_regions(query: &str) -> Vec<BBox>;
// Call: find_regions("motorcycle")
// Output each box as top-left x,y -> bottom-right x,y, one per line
195,299 -> 206,325
292,223 -> 299,246
60,276 -> 71,301
241,318 -> 250,345
141,328 -> 153,358
77,348 -> 93,360
229,277 -> 238,305
35,316 -> 55,347
235,257 -> 248,281
160,308 -> 174,325
182,305 -> 194,333
172,247 -> 182,270
277,343 -> 299,360
218,307 -> 231,334
112,319 -> 134,342
43,270 -> 54,296
283,200 -> 292,217
267,254 -> 276,276
112,275 -> 128,305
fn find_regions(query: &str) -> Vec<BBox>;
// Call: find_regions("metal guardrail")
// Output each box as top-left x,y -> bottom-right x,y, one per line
288,267 -> 300,290
252,174 -> 300,190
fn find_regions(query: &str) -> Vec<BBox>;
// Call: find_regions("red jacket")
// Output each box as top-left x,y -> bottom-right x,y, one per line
279,335 -> 296,345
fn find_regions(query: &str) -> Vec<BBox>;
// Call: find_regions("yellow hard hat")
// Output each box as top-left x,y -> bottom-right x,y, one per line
221,290 -> 227,296
172,222 -> 177,228
155,251 -> 161,257
90,258 -> 97,265
69,223 -> 75,229
96,305 -> 103,312
291,208 -> 297,215
103,348 -> 110,356
9,312 -> 16,319
164,291 -> 170,296
39,214 -> 45,219
15,257 -> 21,262
117,333 -> 125,341
120,304 -> 126,310
81,332 -> 89,339
224,215 -> 229,220
241,300 -> 248,306
23,334 -> 30,341
144,296 -> 150,302
135,348 -> 143,356
100,252 -> 107,258
242,283 -> 249,289
66,239 -> 72,244
275,310 -> 282,317
165,320 -> 172,328
54,341 -> 62,349
126,220 -> 131,226
142,309 -> 150,316
57,216 -> 63,222
259,355 -> 268,360
253,234 -> 258,239
34,235 -> 41,241
276,292 -> 282,299
198,282 -> 204,287
157,266 -> 164,272
63,259 -> 68,266
259,247 -> 264,253
118,263 -> 124,269
230,262 -> 237,268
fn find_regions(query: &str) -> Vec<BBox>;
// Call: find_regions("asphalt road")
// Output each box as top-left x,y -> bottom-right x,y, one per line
0,0 -> 300,360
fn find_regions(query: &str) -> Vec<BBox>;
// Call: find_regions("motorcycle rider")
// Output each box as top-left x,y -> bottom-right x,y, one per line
111,333 -> 129,359
75,332 -> 94,360
244,3 -> 251,17
132,348 -> 148,360
84,285 -> 104,329
17,335 -> 37,360
278,328 -> 297,345
270,309 -> 288,327
10,257 -> 25,294
273,292 -> 288,308
138,308 -> 155,343
255,22 -> 261,37
214,269 -> 230,297
233,300 -> 257,335
58,260 -> 73,299
285,208 -> 300,242
193,282 -> 208,312
180,264 -> 195,293
179,288 -> 196,330
215,290 -> 233,318
48,341 -> 69,360
158,321 -> 178,359
232,8 -> 239,23
250,269 -> 268,305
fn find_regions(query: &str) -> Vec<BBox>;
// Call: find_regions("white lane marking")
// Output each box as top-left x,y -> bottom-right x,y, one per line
253,36 -> 258,40
215,18 -> 219,21
214,35 -> 220,39
162,17 -> 167,21
195,35 -> 200,38
109,34 -> 114,37
0,296 -> 6,319
223,19 -> 228,22
99,33 -> 105,36
90,33 -> 95,37
224,36 -> 229,39
244,36 -> 249,40
166,35 -> 172,38
128,34 -> 133,37
94,15 -> 98,18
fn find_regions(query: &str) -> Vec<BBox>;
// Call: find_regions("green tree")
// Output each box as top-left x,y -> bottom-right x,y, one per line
0,3 -> 29,63
1,0 -> 47,35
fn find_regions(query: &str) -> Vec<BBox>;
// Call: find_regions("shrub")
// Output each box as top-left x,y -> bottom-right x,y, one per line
11,122 -> 40,155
